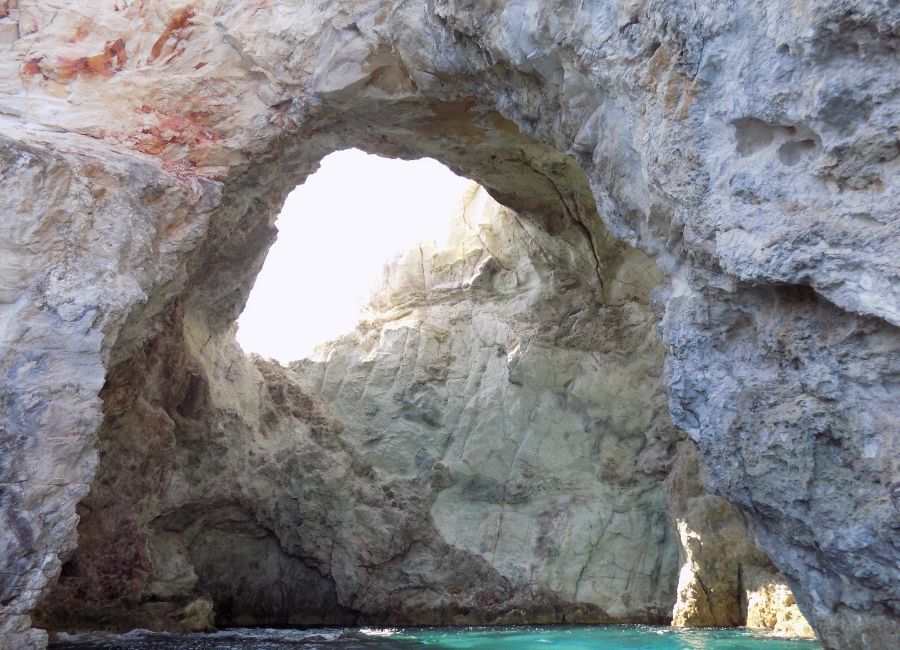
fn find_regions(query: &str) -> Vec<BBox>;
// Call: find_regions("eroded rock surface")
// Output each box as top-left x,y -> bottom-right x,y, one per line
37,303 -> 608,631
666,441 -> 814,637
291,186 -> 812,634
0,1 -> 897,648
34,188 -> 668,629
33,184 -> 808,636
291,185 -> 680,621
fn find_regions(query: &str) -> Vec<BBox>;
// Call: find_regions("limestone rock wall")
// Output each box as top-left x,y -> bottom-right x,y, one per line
35,184 -> 677,630
36,302 -> 612,631
666,441 -> 814,637
290,186 -> 812,635
0,1 -> 897,648
291,185 -> 681,621
33,183 -> 809,635
664,282 -> 899,648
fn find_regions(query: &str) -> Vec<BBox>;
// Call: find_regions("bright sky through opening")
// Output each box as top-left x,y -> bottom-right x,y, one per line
236,149 -> 473,363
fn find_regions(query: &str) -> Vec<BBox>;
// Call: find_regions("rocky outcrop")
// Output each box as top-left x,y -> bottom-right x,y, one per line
32,184 -> 677,629
0,1 -> 896,648
291,186 -> 813,635
665,283 -> 898,648
35,302 -> 612,631
666,441 -> 814,637
290,185 -> 681,621
33,183 -> 809,635
35,184 -> 674,629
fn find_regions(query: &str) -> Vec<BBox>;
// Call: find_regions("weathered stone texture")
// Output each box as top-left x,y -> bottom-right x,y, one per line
666,441 -> 814,637
0,1 -> 897,648
32,183 -> 807,637
291,185 -> 680,621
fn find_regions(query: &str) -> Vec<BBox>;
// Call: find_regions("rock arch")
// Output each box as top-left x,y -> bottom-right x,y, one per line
0,2 -> 897,649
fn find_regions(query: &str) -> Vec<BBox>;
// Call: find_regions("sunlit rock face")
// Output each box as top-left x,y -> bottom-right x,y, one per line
666,441 -> 814,637
0,1 -> 897,648
291,186 -> 809,632
32,184 -> 806,635
291,185 -> 681,622
35,302 -> 610,631
35,186 -> 675,630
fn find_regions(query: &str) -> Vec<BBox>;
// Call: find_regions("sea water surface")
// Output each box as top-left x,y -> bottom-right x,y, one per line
51,625 -> 823,650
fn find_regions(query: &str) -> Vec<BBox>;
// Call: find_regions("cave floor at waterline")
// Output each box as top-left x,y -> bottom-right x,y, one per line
50,626 -> 823,650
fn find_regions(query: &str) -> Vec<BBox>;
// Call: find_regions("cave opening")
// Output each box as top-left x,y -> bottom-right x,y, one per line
2,4 -> 895,647
236,148 -> 473,363
33,133 -> 691,631
28,110 -> 808,639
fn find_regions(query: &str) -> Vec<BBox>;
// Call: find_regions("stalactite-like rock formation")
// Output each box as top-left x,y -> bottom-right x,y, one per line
0,2 -> 897,649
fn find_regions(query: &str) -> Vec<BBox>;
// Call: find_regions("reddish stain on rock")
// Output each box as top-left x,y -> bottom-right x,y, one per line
132,106 -> 223,161
57,38 -> 127,80
162,158 -> 199,182
21,58 -> 43,76
68,20 -> 92,43
149,6 -> 195,64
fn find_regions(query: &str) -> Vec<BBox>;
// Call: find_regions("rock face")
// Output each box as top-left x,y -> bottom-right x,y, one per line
666,441 -> 815,637
291,186 -> 813,635
36,186 -> 675,629
33,183 -> 808,635
291,185 -> 681,622
36,302 -> 616,631
0,1 -> 897,649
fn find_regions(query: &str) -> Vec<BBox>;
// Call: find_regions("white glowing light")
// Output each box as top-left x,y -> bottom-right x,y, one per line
236,148 -> 472,362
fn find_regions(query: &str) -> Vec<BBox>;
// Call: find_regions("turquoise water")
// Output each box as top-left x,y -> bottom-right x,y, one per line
388,626 -> 820,649
51,626 -> 823,650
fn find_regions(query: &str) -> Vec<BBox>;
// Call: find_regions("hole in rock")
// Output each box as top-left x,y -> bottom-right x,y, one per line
777,139 -> 817,166
32,129 -> 803,638
237,149 -> 472,362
